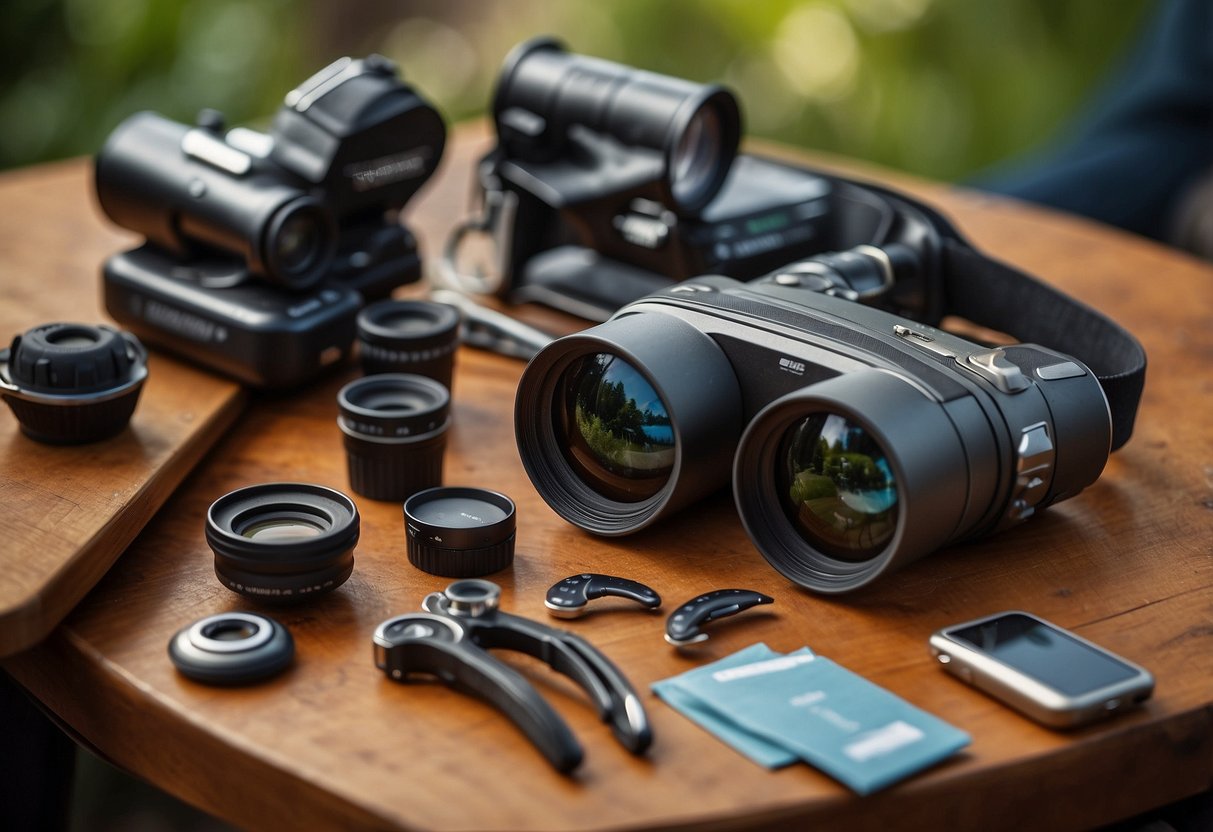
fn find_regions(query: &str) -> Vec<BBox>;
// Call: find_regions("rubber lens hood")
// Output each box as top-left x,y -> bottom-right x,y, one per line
206,483 -> 360,603
403,486 -> 516,578
357,299 -> 460,388
337,374 -> 450,502
0,322 -> 148,444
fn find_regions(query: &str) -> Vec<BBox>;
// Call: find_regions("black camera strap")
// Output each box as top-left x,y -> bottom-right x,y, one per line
941,239 -> 1146,452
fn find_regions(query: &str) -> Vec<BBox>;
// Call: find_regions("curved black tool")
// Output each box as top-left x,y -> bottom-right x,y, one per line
545,573 -> 662,619
373,579 -> 651,773
665,588 -> 774,646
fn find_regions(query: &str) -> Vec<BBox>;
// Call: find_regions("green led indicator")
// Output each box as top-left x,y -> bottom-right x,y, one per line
744,212 -> 790,235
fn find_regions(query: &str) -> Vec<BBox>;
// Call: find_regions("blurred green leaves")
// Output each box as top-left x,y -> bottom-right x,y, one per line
0,0 -> 1151,179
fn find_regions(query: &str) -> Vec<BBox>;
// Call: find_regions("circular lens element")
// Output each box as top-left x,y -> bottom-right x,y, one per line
206,483 -> 360,603
403,487 -> 516,578
555,353 -> 675,502
0,322 -> 148,444
273,211 -> 322,275
670,107 -> 722,209
777,413 -> 899,562
357,300 -> 461,388
337,374 -> 451,502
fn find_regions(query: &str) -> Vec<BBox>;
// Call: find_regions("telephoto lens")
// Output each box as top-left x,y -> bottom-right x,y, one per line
403,487 -> 516,577
0,322 -> 148,444
356,299 -> 461,389
206,483 -> 360,603
337,374 -> 450,502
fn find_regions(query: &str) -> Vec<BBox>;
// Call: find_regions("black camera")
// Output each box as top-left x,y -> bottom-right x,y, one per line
448,38 -> 921,321
96,55 -> 445,388
514,212 -> 1147,593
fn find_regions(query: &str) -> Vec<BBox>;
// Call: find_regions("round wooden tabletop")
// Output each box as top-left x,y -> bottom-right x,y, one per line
4,125 -> 1212,831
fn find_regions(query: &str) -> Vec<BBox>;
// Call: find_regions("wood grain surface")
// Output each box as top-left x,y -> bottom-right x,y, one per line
0,161 -> 246,657
5,125 -> 1213,831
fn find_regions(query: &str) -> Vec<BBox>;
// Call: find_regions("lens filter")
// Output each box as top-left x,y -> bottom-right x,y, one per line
403,487 -> 516,578
206,483 -> 360,603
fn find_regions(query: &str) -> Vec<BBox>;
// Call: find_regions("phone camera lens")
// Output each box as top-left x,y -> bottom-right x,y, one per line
337,374 -> 451,502
206,483 -> 360,603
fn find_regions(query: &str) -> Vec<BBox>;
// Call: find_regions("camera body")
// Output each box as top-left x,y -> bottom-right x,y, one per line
515,268 -> 1113,593
97,55 -> 445,388
456,38 -> 938,322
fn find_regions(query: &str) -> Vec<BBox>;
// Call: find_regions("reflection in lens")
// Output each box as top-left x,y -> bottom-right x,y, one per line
273,212 -> 321,274
670,106 -> 721,208
777,413 -> 898,562
556,353 -> 675,502
242,516 -> 327,542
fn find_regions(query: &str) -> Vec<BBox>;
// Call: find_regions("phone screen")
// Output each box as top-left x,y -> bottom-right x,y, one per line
947,613 -> 1139,695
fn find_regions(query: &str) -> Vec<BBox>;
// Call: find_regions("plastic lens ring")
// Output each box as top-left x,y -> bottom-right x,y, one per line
168,612 -> 294,685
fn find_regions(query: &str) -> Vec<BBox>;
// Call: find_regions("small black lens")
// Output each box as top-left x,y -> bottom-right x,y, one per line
206,483 -> 360,603
337,374 -> 450,502
273,211 -> 322,275
356,299 -> 461,388
776,413 -> 898,562
403,487 -> 517,578
554,353 -> 675,502
670,106 -> 722,209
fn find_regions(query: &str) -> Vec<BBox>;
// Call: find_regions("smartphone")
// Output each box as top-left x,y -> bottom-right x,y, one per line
929,611 -> 1154,728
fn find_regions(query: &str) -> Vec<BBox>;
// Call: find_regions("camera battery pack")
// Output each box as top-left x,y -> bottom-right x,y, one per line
104,245 -> 362,388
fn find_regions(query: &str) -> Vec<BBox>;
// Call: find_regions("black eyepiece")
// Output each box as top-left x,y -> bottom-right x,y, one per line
0,322 -> 148,444
356,299 -> 461,388
492,37 -> 741,213
403,486 -> 516,578
168,611 -> 295,685
206,483 -> 360,603
337,374 -> 450,502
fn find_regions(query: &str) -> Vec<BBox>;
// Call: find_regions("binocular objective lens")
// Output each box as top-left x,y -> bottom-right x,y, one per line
273,211 -> 323,274
777,413 -> 899,562
671,106 -> 722,208
555,353 -> 675,502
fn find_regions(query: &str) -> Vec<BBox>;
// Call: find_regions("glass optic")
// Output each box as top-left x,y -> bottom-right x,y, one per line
241,516 -> 327,542
556,353 -> 675,502
274,212 -> 321,273
777,413 -> 898,562
670,107 -> 721,207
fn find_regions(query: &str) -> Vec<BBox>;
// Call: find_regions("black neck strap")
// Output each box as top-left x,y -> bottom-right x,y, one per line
941,238 -> 1146,452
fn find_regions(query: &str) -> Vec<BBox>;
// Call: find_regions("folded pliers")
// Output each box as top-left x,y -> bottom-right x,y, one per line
373,579 -> 652,773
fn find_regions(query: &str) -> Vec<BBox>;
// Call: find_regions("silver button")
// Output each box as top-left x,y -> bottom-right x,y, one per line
963,349 -> 1030,394
1036,361 -> 1086,381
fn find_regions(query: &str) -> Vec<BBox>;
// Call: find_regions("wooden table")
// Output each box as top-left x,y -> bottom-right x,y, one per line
4,125 -> 1212,831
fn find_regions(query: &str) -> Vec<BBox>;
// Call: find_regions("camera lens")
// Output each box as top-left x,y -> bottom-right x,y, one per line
669,105 -> 722,210
206,483 -> 360,603
776,413 -> 899,562
356,299 -> 461,388
337,374 -> 450,502
554,352 -> 675,502
403,487 -> 516,577
262,199 -> 334,289
273,211 -> 323,274
0,322 -> 148,444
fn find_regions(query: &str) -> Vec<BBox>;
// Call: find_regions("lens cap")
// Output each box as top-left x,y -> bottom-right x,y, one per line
357,299 -> 460,388
168,611 -> 294,685
0,322 -> 148,443
403,487 -> 516,578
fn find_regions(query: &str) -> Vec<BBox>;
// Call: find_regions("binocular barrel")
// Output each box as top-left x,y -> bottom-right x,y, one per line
492,38 -> 741,212
95,111 -> 336,289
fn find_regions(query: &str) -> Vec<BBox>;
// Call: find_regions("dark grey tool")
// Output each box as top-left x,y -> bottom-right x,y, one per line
665,589 -> 774,646
545,573 -> 661,619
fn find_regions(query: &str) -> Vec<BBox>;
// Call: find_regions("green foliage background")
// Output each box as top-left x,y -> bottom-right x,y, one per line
0,0 -> 1152,179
